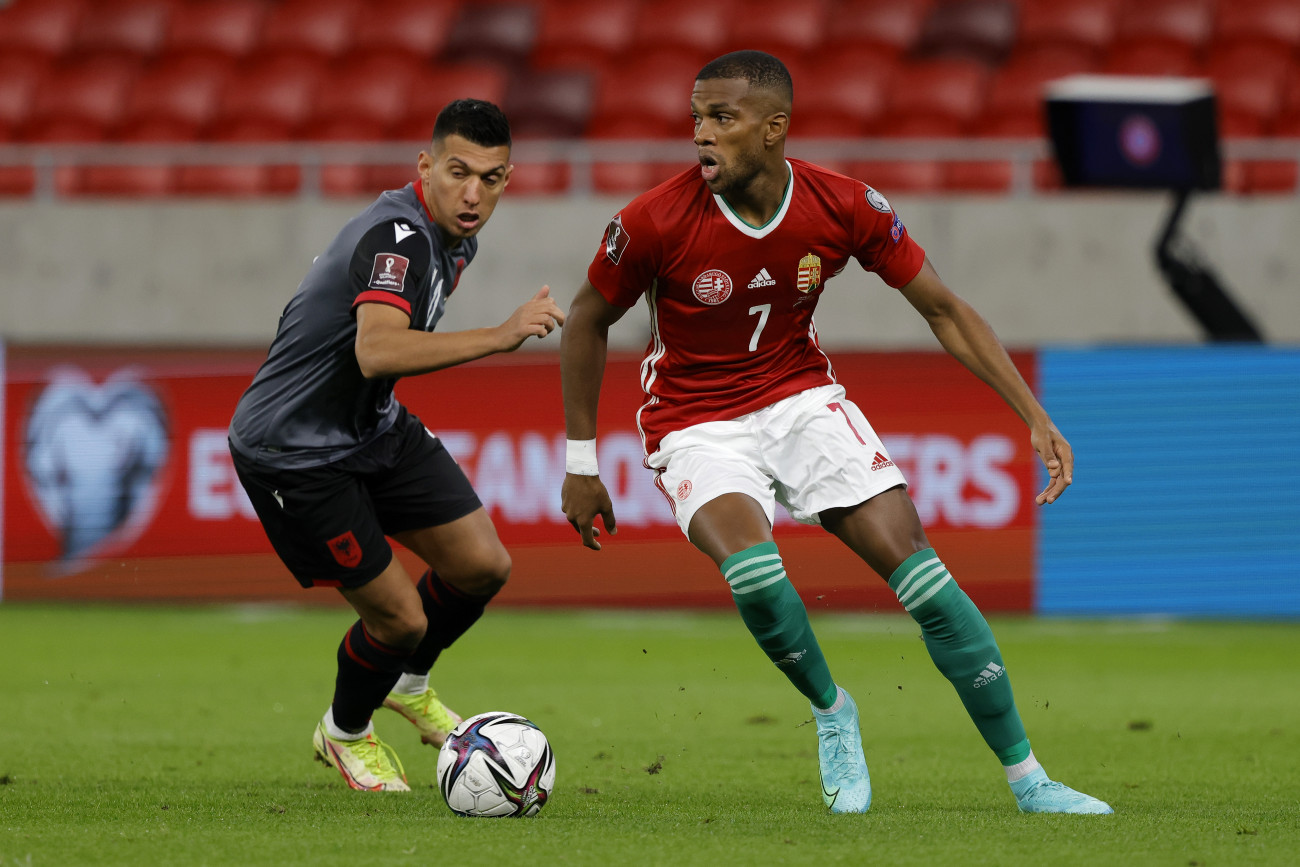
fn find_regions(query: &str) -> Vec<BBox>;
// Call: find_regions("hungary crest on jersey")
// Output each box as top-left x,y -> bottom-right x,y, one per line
797,253 -> 822,294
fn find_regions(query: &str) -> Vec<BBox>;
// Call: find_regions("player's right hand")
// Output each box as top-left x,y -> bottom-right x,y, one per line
561,473 -> 617,551
499,285 -> 565,352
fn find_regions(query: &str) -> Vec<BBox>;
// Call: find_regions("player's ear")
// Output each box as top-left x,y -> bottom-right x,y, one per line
417,149 -> 433,180
765,112 -> 789,146
502,162 -> 513,188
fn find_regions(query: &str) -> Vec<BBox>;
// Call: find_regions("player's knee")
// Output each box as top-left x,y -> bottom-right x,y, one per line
465,547 -> 511,595
381,609 -> 428,653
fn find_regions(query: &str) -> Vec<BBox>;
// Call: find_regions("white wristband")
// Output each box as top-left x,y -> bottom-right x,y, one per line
566,439 -> 599,476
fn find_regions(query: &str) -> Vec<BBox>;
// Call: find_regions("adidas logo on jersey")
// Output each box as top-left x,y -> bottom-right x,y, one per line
871,451 -> 894,471
748,268 -> 776,288
973,662 -> 1005,688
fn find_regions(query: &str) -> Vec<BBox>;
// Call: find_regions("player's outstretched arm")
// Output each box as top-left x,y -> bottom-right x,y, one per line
560,281 -> 627,549
354,286 -> 564,379
899,258 -> 1073,504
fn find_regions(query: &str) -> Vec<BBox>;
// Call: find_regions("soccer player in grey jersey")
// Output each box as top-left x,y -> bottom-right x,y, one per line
229,100 -> 564,791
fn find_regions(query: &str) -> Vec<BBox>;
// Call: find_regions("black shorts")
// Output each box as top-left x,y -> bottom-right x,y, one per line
231,410 -> 482,589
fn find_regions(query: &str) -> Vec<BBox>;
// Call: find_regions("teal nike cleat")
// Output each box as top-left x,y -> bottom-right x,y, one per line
1011,768 -> 1113,814
814,689 -> 871,813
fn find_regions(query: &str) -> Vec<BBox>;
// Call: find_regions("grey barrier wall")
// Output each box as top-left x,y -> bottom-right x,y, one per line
2,194 -> 1298,347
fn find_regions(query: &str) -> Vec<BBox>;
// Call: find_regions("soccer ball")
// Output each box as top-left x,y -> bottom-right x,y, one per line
436,711 -> 556,817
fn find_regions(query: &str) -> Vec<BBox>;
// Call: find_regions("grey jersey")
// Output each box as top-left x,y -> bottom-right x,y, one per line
229,183 -> 476,468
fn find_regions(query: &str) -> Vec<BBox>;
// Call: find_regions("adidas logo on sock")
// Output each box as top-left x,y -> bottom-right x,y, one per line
871,451 -> 894,470
748,268 -> 776,288
973,662 -> 1005,688
775,649 -> 807,667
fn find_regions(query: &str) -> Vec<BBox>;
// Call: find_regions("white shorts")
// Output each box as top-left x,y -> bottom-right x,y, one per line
646,384 -> 909,538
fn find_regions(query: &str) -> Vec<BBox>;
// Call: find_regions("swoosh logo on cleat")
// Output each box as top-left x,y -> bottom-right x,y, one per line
821,780 -> 840,808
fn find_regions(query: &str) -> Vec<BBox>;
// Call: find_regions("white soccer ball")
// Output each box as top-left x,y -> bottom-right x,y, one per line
436,711 -> 556,817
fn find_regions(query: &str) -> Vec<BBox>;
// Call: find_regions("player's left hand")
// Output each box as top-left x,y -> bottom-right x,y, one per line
1031,421 -> 1073,505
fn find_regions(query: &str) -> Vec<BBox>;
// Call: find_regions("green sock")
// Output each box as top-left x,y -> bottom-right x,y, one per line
889,548 -> 1031,765
722,542 -> 838,709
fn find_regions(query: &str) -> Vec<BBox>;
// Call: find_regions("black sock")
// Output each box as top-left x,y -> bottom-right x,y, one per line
403,569 -> 498,674
331,620 -> 411,734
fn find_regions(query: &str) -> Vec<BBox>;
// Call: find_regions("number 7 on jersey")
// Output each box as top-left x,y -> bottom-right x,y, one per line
748,304 -> 771,351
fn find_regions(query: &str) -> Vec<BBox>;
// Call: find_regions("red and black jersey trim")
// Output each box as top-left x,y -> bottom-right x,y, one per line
352,290 -> 412,316
413,179 -> 436,224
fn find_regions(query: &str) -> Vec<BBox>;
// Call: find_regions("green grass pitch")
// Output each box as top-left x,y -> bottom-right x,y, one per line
1,603 -> 1297,866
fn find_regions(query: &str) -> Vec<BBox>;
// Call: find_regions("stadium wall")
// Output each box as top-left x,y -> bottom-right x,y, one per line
2,194 -> 1300,347
2,345 -> 1296,617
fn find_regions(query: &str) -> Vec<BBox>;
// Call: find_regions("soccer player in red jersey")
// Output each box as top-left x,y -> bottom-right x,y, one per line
560,51 -> 1111,815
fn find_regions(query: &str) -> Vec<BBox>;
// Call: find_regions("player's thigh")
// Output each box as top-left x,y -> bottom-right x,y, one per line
648,421 -> 777,542
686,492 -> 776,567
820,486 -> 931,580
393,507 -> 511,595
231,451 -> 394,589
764,385 -> 909,524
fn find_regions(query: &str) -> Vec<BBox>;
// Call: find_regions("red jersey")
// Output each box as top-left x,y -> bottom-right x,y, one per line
587,158 -> 926,455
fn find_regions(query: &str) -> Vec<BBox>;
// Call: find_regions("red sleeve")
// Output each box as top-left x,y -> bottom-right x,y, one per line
586,199 -> 662,307
851,183 -> 925,289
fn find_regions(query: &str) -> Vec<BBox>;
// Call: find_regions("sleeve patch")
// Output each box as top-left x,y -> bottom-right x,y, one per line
604,215 -> 630,264
368,253 -> 410,292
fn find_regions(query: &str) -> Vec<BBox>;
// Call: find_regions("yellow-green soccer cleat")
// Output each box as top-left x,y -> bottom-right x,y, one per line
383,687 -> 463,747
312,722 -> 410,792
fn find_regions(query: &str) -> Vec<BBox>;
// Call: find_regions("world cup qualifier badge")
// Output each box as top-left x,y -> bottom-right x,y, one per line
604,214 -> 630,264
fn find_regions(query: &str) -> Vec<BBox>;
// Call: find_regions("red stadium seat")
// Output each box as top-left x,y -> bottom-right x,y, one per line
1214,0 -> 1300,55
20,56 -> 139,141
590,49 -> 709,133
70,164 -> 176,197
392,63 -> 512,143
979,50 -> 1096,134
629,0 -> 738,59
501,160 -> 571,195
175,120 -> 301,196
796,53 -> 897,138
0,0 -> 85,63
115,55 -> 233,140
883,59 -> 990,131
1113,0 -> 1213,54
944,161 -> 1013,193
1204,44 -> 1293,133
0,166 -> 36,197
70,0 -> 175,61
299,57 -> 422,140
505,68 -> 596,139
531,0 -> 639,73
587,115 -> 691,195
257,0 -> 359,64
160,0 -> 268,63
823,0 -> 930,61
972,109 -> 1046,138
847,160 -> 945,194
730,0 -> 831,59
348,0 -> 462,65
878,115 -> 966,138
212,56 -> 328,137
1243,161 -> 1297,193
441,2 -> 538,69
914,0 -> 1019,65
1016,0 -> 1118,59
1101,41 -> 1198,77
0,54 -> 50,138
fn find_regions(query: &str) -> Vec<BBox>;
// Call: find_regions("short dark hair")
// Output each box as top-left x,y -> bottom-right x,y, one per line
697,50 -> 793,103
432,99 -> 512,148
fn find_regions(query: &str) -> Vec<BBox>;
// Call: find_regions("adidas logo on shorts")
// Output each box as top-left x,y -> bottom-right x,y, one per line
748,268 -> 776,288
871,451 -> 894,471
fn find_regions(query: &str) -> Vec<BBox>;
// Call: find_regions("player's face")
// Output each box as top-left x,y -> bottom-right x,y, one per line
418,134 -> 512,240
691,78 -> 781,196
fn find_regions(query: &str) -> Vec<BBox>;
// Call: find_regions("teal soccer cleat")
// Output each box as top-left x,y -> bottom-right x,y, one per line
815,689 -> 871,813
1011,768 -> 1113,814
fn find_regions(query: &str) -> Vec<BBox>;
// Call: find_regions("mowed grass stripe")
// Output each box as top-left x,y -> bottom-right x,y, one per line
0,605 -> 1297,866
